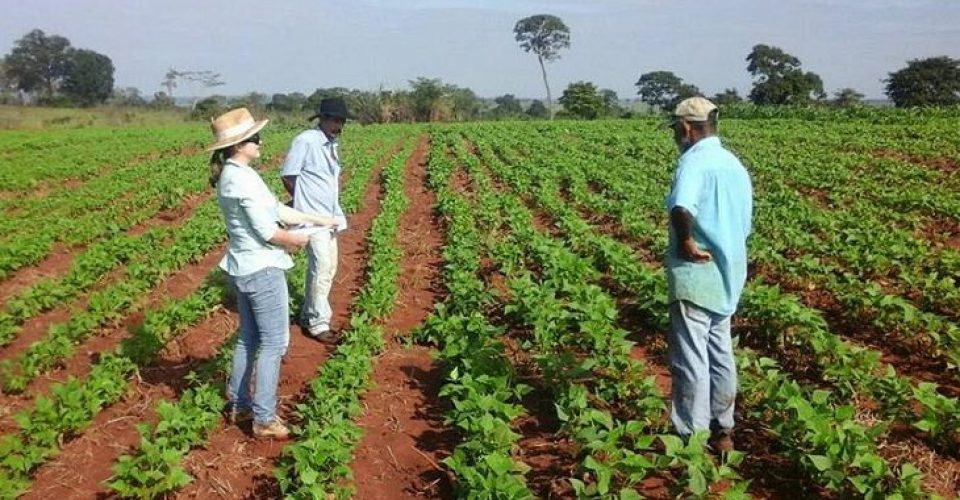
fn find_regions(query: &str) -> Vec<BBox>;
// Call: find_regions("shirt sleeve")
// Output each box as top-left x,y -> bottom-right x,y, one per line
281,134 -> 310,178
667,159 -> 704,218
239,197 -> 279,242
236,170 -> 280,242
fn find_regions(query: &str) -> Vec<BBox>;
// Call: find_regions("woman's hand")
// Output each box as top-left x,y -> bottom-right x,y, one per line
270,229 -> 310,253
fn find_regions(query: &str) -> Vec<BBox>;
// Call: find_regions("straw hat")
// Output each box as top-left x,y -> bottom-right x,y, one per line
206,107 -> 269,151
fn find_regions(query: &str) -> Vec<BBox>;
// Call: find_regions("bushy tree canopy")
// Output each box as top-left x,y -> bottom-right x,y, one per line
713,88 -> 743,106
746,44 -> 825,105
492,94 -> 524,118
61,48 -> 114,106
885,56 -> 960,107
526,99 -> 549,119
635,71 -> 700,110
832,88 -> 864,107
559,81 -> 606,120
4,29 -> 72,98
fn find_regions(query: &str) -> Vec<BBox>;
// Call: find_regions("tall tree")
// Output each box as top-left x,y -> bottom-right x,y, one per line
514,14 -> 570,119
559,81 -> 605,120
61,48 -> 114,106
4,29 -> 72,99
635,71 -> 700,110
746,44 -> 825,105
885,56 -> 960,107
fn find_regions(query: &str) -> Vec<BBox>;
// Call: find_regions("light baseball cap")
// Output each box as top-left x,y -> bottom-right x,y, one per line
672,97 -> 718,123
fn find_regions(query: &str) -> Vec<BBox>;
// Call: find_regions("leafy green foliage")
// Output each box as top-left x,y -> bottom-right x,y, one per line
885,56 -> 960,107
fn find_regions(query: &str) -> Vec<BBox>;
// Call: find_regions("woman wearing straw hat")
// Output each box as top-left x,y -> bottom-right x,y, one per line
208,107 -> 337,439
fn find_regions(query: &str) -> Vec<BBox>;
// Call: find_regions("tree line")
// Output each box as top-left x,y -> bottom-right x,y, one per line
2,22 -> 959,121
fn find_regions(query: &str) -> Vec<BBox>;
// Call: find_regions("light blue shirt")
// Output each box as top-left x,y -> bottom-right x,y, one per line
217,160 -> 293,276
665,136 -> 753,317
281,129 -> 347,232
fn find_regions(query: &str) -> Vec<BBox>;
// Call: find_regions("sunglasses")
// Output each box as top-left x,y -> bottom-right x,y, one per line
240,133 -> 261,145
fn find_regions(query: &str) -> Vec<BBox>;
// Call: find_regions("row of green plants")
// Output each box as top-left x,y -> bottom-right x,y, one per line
458,132 -> 752,499
100,132 -> 408,499
0,273 -> 227,499
532,134 -> 960,451
338,125 -> 414,213
274,139 -> 416,498
0,228 -> 168,346
464,123 -> 939,497
0,125 -> 199,192
496,121 -> 960,438
414,130 -> 536,498
0,201 -> 227,393
0,151 -> 209,280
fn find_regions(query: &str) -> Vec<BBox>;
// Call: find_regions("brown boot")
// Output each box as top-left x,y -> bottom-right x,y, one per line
253,419 -> 291,439
709,429 -> 734,453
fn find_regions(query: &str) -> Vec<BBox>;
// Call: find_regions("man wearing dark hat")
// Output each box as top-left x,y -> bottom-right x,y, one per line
281,97 -> 352,342
664,97 -> 752,452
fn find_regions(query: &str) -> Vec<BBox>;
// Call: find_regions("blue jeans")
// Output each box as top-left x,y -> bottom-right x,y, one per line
302,230 -> 338,332
228,267 -> 290,425
668,300 -> 737,436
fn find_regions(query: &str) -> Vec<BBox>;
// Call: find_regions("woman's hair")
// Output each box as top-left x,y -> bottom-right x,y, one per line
209,145 -> 235,187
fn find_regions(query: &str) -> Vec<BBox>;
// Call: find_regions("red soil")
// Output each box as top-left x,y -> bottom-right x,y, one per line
350,135 -> 455,499
170,141 -> 395,500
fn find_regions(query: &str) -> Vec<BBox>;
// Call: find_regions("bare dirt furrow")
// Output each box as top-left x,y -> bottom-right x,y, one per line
0,244 -> 225,434
0,146 -> 209,299
473,144 -> 819,499
171,143 -> 398,500
349,135 -> 455,499
21,308 -> 237,500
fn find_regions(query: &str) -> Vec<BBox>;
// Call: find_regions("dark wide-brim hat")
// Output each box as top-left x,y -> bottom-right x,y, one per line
308,97 -> 354,121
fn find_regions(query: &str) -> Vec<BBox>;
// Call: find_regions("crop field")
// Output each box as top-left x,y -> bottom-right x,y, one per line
0,115 -> 958,499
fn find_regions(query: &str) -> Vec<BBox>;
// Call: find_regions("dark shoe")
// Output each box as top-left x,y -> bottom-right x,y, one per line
709,429 -> 735,453
225,406 -> 253,425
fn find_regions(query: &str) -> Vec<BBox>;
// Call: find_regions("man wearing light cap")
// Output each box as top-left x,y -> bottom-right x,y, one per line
664,97 -> 752,452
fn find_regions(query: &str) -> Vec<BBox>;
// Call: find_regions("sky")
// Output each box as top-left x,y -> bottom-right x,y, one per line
1,0 -> 957,100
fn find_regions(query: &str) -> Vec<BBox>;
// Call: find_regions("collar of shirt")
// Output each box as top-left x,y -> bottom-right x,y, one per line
225,158 -> 252,170
317,129 -> 338,147
680,136 -> 721,161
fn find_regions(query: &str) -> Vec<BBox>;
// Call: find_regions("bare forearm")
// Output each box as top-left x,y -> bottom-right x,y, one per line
282,176 -> 297,197
268,228 -> 303,247
277,204 -> 337,226
670,207 -> 695,241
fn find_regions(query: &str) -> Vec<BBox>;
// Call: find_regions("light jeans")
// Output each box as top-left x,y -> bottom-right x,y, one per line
668,300 -> 737,436
227,267 -> 290,425
302,230 -> 339,332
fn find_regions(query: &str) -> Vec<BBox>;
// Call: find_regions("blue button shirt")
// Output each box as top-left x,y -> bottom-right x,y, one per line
665,136 -> 753,316
217,160 -> 294,276
280,129 -> 347,232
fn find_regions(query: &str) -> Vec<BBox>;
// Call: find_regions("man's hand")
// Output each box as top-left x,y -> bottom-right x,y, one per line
680,238 -> 712,262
